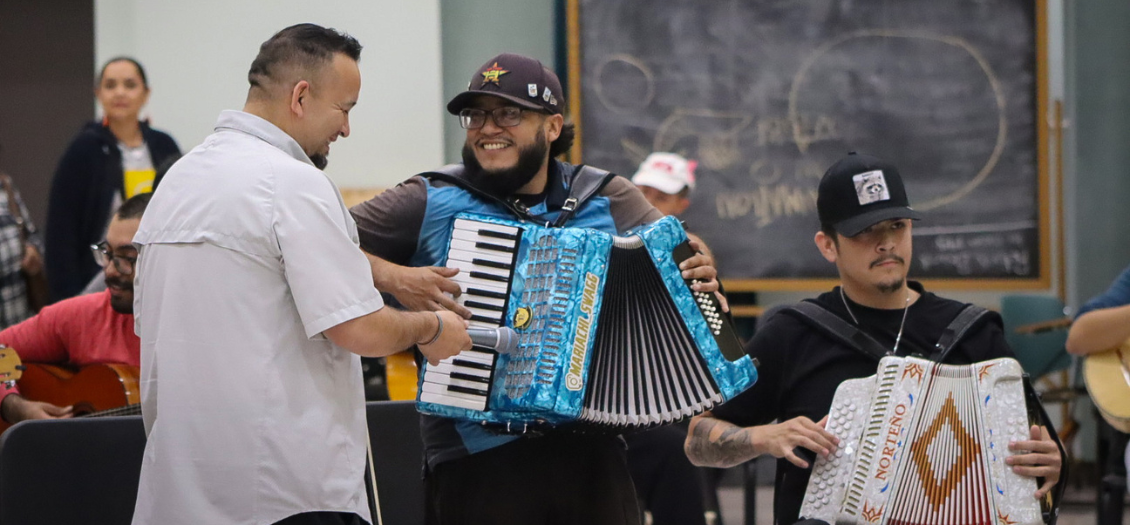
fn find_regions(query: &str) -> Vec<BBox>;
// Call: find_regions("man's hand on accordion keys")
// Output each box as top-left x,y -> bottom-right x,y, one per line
754,415 -> 840,469
680,235 -> 729,313
1006,424 -> 1062,500
390,265 -> 473,320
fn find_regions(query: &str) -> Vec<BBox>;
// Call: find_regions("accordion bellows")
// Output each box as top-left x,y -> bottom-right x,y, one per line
801,356 -> 1042,525
416,213 -> 758,430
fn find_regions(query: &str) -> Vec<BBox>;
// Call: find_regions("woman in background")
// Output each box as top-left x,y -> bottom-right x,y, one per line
46,57 -> 180,301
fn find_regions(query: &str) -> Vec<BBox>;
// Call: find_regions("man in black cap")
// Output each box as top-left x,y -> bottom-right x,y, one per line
351,53 -> 720,525
683,152 -> 1063,524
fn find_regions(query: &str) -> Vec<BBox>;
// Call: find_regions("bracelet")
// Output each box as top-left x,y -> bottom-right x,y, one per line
419,312 -> 443,346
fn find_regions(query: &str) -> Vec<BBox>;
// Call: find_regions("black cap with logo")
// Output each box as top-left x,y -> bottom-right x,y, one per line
817,152 -> 922,237
446,53 -> 564,116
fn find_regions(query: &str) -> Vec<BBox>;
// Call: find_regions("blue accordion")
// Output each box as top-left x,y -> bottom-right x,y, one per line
416,213 -> 758,429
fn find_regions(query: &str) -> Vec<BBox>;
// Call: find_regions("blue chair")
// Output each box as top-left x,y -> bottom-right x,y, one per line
999,294 -> 1073,380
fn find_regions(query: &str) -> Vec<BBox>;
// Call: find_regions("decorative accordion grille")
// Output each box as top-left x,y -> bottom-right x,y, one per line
801,356 -> 1041,525
503,236 -> 580,400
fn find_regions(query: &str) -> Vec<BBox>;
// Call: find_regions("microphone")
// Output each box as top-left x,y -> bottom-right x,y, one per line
467,327 -> 519,355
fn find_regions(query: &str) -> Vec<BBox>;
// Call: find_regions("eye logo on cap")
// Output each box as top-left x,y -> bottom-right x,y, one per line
853,170 -> 890,205
480,62 -> 509,86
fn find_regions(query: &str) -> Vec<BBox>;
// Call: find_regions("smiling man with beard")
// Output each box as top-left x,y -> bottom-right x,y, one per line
350,53 -> 724,525
0,192 -> 151,424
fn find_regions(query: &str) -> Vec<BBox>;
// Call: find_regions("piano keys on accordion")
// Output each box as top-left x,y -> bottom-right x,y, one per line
416,214 -> 758,430
801,356 -> 1044,525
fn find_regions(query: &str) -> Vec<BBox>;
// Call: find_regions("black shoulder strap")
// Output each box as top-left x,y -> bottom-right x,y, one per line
422,163 -> 616,228
421,164 -> 541,223
930,304 -> 992,362
554,165 -> 615,227
782,301 -> 892,362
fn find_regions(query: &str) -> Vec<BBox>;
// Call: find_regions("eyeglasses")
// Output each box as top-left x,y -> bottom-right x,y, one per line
458,106 -> 532,130
90,242 -> 137,275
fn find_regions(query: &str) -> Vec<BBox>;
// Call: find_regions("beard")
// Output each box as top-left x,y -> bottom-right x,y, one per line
462,129 -> 548,197
875,278 -> 906,295
105,275 -> 134,314
310,153 -> 329,170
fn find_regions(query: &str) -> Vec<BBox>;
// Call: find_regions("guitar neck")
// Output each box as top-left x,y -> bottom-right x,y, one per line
81,403 -> 142,418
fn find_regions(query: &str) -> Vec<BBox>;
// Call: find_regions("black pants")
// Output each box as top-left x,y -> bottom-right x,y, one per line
425,433 -> 642,525
273,512 -> 366,525
625,425 -> 708,525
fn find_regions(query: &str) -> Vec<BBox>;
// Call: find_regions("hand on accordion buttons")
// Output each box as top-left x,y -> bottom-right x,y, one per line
680,238 -> 728,312
417,311 -> 473,365
392,266 -> 472,319
1006,425 -> 1061,499
754,415 -> 839,469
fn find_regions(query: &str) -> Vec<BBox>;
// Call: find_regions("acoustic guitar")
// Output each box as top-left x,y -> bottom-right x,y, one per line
0,350 -> 141,435
1083,338 -> 1130,433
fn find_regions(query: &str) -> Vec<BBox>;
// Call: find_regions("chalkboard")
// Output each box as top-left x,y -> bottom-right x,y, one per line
567,0 -> 1049,290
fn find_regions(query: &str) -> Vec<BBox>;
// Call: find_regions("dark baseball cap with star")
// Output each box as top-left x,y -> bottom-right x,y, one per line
817,152 -> 922,237
446,53 -> 564,116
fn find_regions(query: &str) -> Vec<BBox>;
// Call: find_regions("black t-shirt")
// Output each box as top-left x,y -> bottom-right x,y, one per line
710,281 -> 1014,525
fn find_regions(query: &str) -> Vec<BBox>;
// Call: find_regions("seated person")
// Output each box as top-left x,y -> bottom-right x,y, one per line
631,152 -> 697,217
684,153 -> 1062,524
1066,264 -> 1130,498
0,193 -> 150,424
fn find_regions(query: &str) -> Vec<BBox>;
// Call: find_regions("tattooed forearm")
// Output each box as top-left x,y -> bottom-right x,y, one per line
685,414 -> 760,468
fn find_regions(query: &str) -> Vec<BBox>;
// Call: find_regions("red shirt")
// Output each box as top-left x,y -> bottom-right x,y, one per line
0,290 -> 139,402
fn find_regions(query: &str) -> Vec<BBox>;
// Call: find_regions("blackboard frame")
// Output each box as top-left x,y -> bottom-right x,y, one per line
565,0 -> 1051,293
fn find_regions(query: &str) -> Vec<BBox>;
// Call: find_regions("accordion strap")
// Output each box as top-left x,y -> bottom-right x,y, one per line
931,304 -> 991,362
783,301 -> 892,361
782,301 -> 992,363
422,164 -> 615,227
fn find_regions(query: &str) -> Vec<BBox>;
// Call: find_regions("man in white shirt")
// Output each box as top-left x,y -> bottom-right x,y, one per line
131,24 -> 471,525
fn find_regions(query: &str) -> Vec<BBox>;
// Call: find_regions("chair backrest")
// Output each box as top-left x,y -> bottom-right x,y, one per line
0,402 -> 427,525
0,416 -> 146,525
366,400 -> 426,525
999,294 -> 1073,379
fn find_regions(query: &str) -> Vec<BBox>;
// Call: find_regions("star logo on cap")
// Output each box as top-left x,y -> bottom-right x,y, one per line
481,62 -> 509,86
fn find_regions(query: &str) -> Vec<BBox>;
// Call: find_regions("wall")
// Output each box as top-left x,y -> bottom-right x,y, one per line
94,0 -> 445,189
1067,0 -> 1130,309
439,0 -> 557,164
0,0 -> 94,231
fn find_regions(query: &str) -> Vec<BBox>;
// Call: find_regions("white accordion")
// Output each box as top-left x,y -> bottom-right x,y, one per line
801,356 -> 1043,525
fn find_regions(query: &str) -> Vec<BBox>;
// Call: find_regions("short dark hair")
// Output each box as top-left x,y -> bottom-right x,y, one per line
99,57 -> 148,89
116,192 -> 152,221
550,122 -> 576,159
248,23 -> 362,94
820,222 -> 840,247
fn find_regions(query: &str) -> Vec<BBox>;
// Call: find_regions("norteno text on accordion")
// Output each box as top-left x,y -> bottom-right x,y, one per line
416,213 -> 758,430
802,355 -> 1046,525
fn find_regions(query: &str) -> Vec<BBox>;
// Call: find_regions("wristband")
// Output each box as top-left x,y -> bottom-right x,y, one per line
419,312 -> 443,346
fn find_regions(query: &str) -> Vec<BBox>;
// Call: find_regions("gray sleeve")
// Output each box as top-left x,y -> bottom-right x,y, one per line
349,176 -> 429,265
602,175 -> 664,233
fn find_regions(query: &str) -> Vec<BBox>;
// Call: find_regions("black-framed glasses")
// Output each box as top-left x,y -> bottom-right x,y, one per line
90,242 -> 137,275
458,106 -> 529,130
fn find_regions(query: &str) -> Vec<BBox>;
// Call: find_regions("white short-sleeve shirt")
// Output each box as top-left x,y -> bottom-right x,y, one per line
131,110 -> 384,525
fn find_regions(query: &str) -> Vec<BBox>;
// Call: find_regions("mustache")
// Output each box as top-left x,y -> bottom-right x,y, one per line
105,276 -> 133,291
870,255 -> 905,268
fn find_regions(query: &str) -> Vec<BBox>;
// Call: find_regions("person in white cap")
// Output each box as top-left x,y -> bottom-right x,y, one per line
631,152 -> 697,217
